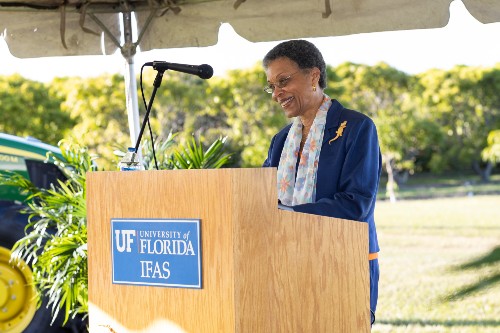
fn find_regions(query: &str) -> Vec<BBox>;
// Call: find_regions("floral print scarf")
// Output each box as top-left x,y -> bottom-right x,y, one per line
277,94 -> 332,206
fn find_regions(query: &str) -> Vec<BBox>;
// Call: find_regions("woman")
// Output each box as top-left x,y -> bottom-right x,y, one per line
262,39 -> 381,324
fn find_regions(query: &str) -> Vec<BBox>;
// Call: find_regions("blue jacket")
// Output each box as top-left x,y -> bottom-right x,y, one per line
263,99 -> 381,253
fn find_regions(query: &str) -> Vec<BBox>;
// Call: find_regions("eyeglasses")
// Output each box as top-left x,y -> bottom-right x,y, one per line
263,71 -> 300,94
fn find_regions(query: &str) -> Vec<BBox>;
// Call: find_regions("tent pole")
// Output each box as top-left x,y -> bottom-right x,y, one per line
89,7 -> 152,150
121,11 -> 141,148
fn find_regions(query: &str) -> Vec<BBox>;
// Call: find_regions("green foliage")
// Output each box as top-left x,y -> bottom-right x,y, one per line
329,62 -> 444,199
119,134 -> 233,170
415,65 -> 500,175
170,136 -> 233,169
218,65 -> 289,167
482,130 -> 500,164
49,75 -> 130,170
0,74 -> 75,144
0,140 -> 97,324
140,133 -> 179,170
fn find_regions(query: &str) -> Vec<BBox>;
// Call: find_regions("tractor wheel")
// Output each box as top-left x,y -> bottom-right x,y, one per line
0,204 -> 83,332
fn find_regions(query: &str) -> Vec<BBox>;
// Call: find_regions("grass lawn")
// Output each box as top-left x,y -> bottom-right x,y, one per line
372,195 -> 500,333
378,174 -> 500,200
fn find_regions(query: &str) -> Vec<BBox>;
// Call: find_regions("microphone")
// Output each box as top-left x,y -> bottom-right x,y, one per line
145,61 -> 214,79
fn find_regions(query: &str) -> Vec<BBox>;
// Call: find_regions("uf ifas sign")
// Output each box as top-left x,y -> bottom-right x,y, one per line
111,218 -> 201,289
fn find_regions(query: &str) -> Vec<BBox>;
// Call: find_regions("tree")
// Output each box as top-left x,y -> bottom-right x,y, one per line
211,65 -> 289,167
330,62 -> 442,201
49,75 -> 130,170
415,65 -> 500,180
482,130 -> 500,165
0,74 -> 75,144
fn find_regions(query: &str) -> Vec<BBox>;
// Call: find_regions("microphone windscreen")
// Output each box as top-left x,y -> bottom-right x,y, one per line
199,64 -> 214,79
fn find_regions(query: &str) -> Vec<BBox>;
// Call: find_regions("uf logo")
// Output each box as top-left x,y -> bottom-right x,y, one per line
115,229 -> 136,252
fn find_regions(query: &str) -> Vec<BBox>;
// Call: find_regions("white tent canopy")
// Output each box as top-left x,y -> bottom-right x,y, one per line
1,0 -> 499,58
1,0 -> 499,145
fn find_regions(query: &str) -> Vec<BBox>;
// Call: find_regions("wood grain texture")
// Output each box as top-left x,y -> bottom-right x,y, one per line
87,168 -> 369,333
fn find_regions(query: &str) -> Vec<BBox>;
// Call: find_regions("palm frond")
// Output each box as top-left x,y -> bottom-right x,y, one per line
170,135 -> 232,169
5,141 -> 90,324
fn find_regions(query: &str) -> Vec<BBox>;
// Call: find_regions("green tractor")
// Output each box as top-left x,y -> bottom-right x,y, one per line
0,133 -> 83,333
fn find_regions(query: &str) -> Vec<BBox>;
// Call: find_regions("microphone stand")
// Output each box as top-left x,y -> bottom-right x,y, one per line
134,69 -> 164,170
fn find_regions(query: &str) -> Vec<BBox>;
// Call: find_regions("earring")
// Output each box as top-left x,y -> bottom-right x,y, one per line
312,84 -> 316,92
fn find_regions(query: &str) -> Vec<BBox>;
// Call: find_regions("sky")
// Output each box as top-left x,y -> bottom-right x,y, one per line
1,0 -> 499,82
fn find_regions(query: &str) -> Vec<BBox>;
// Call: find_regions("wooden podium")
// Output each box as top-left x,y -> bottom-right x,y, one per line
87,168 -> 369,332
